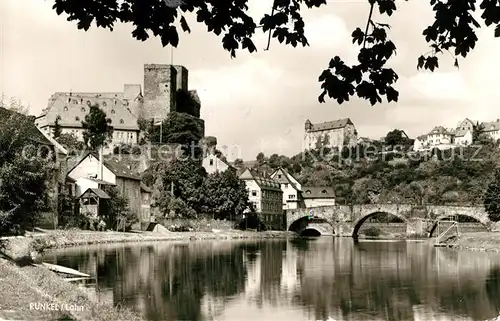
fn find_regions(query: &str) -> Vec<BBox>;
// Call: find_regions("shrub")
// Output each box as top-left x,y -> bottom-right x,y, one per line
363,227 -> 382,237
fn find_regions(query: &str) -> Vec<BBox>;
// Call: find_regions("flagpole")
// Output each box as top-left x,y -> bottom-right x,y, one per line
170,46 -> 173,65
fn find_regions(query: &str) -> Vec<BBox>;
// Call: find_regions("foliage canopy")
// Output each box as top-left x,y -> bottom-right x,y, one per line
50,0 -> 500,105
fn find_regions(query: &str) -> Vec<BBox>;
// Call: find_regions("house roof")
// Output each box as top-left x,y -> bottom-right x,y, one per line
481,120 -> 500,132
36,92 -> 140,131
301,186 -> 335,199
82,177 -> 116,186
428,126 -> 452,136
67,152 -> 141,181
270,167 -> 300,190
37,127 -> 68,155
78,188 -> 111,199
0,107 -> 54,147
454,128 -> 471,137
239,168 -> 282,192
306,118 -> 353,132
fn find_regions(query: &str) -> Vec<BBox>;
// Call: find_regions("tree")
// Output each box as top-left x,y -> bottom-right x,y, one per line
53,115 -> 62,139
473,123 -> 485,143
233,158 -> 244,167
50,0 -> 496,106
156,158 -> 207,217
484,169 -> 500,222
200,169 -> 250,220
0,102 -> 56,234
150,112 -> 204,147
56,133 -> 86,155
385,129 -> 406,146
100,186 -> 138,231
81,104 -> 113,151
256,152 -> 266,166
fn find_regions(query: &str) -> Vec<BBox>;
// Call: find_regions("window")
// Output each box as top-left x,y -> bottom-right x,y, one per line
103,101 -> 107,106
289,194 -> 295,199
86,100 -> 91,106
75,116 -> 80,121
124,100 -> 129,106
305,190 -> 311,194
278,174 -> 281,178
80,98 -> 83,104
111,109 -> 115,114
120,119 -> 124,124
209,159 -> 214,166
81,107 -> 85,112
284,183 -> 288,188
251,190 -> 257,196
63,106 -> 68,111
321,190 -> 327,194
73,100 -> 78,104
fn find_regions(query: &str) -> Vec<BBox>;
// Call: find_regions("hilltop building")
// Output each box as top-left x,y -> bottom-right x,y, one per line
413,118 -> 476,151
35,64 -> 202,154
480,119 -> 500,143
304,118 -> 357,151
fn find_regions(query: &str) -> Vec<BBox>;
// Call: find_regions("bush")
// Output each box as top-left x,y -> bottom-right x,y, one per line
363,227 -> 382,237
29,235 -> 58,254
237,213 -> 267,231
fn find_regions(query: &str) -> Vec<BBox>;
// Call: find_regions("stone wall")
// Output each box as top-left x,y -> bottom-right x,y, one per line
160,218 -> 236,232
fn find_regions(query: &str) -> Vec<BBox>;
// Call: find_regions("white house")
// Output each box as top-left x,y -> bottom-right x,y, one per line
481,119 -> 500,142
67,152 -> 151,230
270,167 -> 302,210
301,187 -> 336,208
454,129 -> 473,146
413,135 -> 428,151
202,152 -> 233,174
239,168 -> 283,216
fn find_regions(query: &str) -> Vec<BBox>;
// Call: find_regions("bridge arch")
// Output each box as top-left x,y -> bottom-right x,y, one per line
428,213 -> 489,237
288,216 -> 335,236
352,211 -> 407,238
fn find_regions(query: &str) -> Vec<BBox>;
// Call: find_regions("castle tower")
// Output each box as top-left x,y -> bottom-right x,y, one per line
142,64 -> 177,121
305,119 -> 312,131
173,65 -> 188,92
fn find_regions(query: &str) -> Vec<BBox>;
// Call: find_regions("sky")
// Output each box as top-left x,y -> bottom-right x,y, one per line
2,0 -> 500,161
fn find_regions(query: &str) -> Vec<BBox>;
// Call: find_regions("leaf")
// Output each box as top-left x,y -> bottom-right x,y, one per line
495,25 -> 500,37
179,16 -> 191,33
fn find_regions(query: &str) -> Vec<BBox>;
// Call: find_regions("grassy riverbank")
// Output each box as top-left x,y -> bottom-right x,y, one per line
0,228 -> 291,321
2,229 -> 293,259
444,232 -> 500,252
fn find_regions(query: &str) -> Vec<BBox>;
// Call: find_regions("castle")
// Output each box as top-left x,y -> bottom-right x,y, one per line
35,64 -> 202,153
304,118 -> 358,151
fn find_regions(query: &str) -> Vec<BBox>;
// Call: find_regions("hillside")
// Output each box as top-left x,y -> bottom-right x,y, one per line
242,144 -> 500,206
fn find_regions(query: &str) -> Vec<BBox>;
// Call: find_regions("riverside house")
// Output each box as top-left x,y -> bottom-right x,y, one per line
67,152 -> 151,230
239,168 -> 284,229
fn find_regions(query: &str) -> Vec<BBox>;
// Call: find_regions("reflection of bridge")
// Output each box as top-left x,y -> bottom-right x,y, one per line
286,204 -> 491,237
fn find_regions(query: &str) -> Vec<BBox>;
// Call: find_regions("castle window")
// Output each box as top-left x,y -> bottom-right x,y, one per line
321,190 -> 327,194
111,109 -> 115,114
81,107 -> 85,112
120,119 -> 124,124
103,101 -> 107,106
305,190 -> 311,194
75,116 -> 80,121
68,98 -> 71,103
124,100 -> 129,106
63,106 -> 68,111
80,98 -> 83,104
86,100 -> 91,106
114,100 -> 117,105
73,100 -> 78,104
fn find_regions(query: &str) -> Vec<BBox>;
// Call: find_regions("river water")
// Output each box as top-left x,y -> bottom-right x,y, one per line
44,238 -> 500,321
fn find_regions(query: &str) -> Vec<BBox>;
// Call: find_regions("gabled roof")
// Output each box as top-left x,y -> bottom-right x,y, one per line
239,168 -> 282,192
428,126 -> 452,136
78,188 -> 110,199
37,127 -> 68,155
454,128 -> 471,137
67,152 -> 141,181
301,187 -> 335,199
481,120 -> 500,132
270,167 -> 300,191
306,118 -> 354,132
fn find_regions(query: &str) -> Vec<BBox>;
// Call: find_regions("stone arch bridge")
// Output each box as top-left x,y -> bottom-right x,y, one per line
286,204 -> 491,237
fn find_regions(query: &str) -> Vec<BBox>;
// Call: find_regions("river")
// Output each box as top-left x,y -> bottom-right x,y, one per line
43,237 -> 500,321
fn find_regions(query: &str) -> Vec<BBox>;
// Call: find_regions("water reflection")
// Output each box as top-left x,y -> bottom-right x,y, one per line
44,238 -> 500,321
